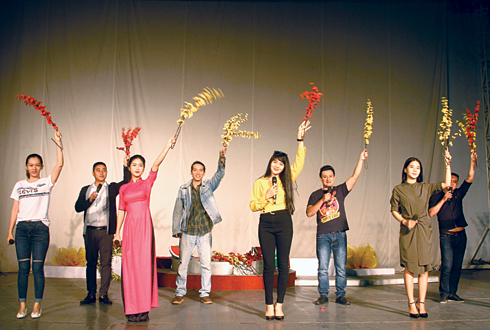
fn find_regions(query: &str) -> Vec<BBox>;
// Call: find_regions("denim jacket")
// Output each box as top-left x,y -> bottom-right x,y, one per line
172,157 -> 225,236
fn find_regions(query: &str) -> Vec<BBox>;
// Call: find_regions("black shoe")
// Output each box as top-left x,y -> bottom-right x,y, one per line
439,294 -> 448,304
136,312 -> 149,322
448,294 -> 464,302
416,300 -> 428,318
315,295 -> 328,305
408,302 -> 419,318
335,295 -> 350,305
80,294 -> 96,305
99,295 -> 113,305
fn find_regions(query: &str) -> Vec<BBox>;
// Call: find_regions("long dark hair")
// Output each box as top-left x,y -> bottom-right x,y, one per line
401,157 -> 423,183
262,151 -> 295,215
25,153 -> 43,179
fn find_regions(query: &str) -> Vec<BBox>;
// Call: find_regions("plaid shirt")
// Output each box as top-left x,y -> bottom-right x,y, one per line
185,183 -> 213,235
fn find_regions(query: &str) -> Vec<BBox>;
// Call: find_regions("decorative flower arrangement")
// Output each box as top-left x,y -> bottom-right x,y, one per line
51,247 -> 86,266
16,94 -> 58,130
437,97 -> 460,149
97,242 -> 122,281
300,83 -> 323,121
116,127 -> 141,155
457,101 -> 479,154
221,113 -> 260,146
363,99 -> 374,147
346,243 -> 377,269
172,87 -> 224,148
211,247 -> 263,275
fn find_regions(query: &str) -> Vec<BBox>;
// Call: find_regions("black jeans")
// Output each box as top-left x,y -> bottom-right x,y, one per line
439,230 -> 467,295
15,221 -> 50,302
84,226 -> 114,296
258,210 -> 293,305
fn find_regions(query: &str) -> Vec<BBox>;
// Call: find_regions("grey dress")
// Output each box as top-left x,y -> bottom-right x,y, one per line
390,181 -> 443,275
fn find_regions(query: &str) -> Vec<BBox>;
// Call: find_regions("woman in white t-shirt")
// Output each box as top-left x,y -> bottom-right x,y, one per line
7,131 -> 63,319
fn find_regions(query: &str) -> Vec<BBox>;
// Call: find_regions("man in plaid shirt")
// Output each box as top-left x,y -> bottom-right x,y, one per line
172,146 -> 226,305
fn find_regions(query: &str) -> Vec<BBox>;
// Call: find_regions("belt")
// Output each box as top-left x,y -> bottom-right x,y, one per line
441,229 -> 465,236
261,209 -> 289,216
87,226 -> 107,231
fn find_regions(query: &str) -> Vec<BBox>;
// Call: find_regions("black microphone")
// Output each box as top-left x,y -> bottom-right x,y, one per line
323,186 -> 333,194
9,239 -> 15,245
96,184 -> 102,193
272,177 -> 277,204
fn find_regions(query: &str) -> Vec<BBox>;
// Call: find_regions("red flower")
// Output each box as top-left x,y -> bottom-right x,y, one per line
16,94 -> 58,130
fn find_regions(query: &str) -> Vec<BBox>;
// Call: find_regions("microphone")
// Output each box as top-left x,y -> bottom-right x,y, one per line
272,177 -> 277,204
96,184 -> 102,193
8,239 -> 15,245
323,186 -> 333,194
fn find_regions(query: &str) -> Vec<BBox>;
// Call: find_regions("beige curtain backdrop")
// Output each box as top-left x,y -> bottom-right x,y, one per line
0,0 -> 488,272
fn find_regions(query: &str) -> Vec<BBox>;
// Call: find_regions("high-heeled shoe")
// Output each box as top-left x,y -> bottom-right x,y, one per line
408,302 -> 419,318
265,305 -> 274,321
274,302 -> 284,321
31,308 -> 42,319
16,307 -> 27,319
416,300 -> 428,318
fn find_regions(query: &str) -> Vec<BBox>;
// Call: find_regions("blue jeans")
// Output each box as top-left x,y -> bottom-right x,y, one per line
15,221 -> 50,302
439,231 -> 467,295
316,231 -> 347,297
175,232 -> 212,297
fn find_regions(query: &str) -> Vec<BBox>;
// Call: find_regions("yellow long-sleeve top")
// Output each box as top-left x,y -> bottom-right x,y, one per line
250,146 -> 306,213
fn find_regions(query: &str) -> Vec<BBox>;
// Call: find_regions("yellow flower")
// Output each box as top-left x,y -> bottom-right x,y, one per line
177,88 -> 224,124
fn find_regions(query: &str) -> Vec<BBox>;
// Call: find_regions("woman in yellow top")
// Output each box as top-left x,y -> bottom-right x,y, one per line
250,120 -> 310,320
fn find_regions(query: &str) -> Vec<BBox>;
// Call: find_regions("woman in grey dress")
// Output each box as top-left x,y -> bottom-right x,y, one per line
390,151 -> 451,318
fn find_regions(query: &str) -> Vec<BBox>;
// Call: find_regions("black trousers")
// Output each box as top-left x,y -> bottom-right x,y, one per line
258,210 -> 293,305
84,226 -> 114,296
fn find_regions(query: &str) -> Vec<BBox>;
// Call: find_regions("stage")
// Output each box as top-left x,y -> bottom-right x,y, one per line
1,270 -> 489,329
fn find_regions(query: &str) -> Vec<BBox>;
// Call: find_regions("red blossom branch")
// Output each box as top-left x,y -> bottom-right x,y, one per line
300,83 -> 323,121
16,94 -> 58,130
116,127 -> 141,155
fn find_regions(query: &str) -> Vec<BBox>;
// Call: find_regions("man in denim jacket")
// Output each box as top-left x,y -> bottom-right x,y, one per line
171,146 -> 226,305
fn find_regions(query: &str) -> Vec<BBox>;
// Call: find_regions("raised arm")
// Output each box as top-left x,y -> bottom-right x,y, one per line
51,130 -> 64,184
297,120 -> 311,148
345,149 -> 368,191
208,146 -> 227,191
441,149 -> 452,189
466,152 -> 477,183
151,137 -> 176,172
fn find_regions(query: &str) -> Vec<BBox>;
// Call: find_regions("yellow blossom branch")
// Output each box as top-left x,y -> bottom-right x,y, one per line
221,113 -> 260,146
363,99 -> 374,148
172,87 -> 224,148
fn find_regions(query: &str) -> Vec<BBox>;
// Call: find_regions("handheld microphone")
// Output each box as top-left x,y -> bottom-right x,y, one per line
114,239 -> 121,246
96,184 -> 102,193
272,177 -> 277,204
323,186 -> 333,194
8,239 -> 15,245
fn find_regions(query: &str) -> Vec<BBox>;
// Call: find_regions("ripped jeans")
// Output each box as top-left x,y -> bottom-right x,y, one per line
15,221 -> 50,303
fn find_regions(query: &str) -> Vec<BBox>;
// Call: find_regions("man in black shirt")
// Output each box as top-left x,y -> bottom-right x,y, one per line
429,152 -> 477,303
306,150 -> 368,306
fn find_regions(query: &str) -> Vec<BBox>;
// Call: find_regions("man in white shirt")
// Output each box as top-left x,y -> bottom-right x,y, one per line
75,160 -> 129,305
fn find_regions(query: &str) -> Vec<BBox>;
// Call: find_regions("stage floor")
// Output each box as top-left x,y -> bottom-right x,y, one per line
1,270 -> 489,329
